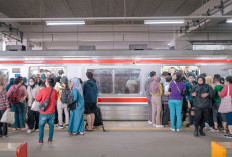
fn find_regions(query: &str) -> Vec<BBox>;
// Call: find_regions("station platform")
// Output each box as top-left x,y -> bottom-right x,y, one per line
0,121 -> 231,157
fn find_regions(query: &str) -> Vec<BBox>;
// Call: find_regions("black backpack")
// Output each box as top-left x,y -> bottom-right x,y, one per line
60,88 -> 71,103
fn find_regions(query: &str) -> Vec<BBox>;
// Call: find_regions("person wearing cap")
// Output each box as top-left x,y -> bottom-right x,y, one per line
40,74 -> 46,88
56,76 -> 70,129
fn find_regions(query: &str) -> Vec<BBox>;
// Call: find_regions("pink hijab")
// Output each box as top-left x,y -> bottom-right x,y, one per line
150,76 -> 161,95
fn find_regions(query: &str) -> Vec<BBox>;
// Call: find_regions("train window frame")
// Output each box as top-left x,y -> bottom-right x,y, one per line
28,66 -> 67,78
88,68 -> 141,95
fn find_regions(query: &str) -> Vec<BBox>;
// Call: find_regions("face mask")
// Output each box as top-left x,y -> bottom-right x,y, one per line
29,82 -> 34,86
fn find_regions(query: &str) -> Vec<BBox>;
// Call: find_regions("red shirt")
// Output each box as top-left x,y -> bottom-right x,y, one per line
220,84 -> 232,98
35,87 -> 57,114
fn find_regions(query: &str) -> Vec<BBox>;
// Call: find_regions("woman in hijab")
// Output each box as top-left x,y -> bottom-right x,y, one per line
6,78 -> 14,91
68,78 -> 84,135
150,76 -> 163,128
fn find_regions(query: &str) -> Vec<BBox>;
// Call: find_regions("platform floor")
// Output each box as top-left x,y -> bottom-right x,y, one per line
0,121 -> 231,157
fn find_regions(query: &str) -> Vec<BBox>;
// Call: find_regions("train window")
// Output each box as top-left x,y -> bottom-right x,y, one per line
0,69 -> 9,82
88,69 -> 113,94
162,66 -> 200,77
29,66 -> 66,78
114,69 -> 140,94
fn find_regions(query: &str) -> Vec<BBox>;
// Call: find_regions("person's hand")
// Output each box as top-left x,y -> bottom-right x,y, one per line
165,92 -> 171,96
201,93 -> 209,98
6,108 -> 11,112
192,92 -> 197,97
188,101 -> 191,109
218,92 -> 221,95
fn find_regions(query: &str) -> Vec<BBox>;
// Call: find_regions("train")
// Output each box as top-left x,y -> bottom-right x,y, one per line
0,50 -> 232,120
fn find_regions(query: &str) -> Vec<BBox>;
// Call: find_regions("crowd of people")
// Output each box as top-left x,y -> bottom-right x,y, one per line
0,71 -> 98,144
145,71 -> 232,138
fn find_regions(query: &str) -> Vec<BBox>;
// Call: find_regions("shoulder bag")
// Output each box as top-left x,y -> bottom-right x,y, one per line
218,86 -> 232,113
39,88 -> 53,112
174,81 -> 185,96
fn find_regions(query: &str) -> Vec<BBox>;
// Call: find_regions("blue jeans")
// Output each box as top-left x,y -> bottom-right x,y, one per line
39,113 -> 55,142
168,100 -> 183,130
11,103 -> 25,128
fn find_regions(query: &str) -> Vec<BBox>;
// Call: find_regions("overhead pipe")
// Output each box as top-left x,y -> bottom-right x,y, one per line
1,15 -> 232,22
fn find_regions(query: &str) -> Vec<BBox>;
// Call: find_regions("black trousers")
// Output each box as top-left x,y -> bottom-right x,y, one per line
207,108 -> 214,128
162,103 -> 170,125
27,106 -> 39,130
0,110 -> 8,136
194,107 -> 209,128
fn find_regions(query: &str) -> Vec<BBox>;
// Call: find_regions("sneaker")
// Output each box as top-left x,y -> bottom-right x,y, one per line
27,130 -> 33,134
2,135 -> 8,138
226,134 -> 232,139
148,121 -> 152,125
58,125 -> 64,129
152,124 -> 156,127
190,125 -> 195,128
12,128 -> 17,131
156,125 -> 164,128
224,134 -> 230,137
48,139 -> 53,144
38,141 -> 43,144
177,129 -> 182,132
170,128 -> 175,132
65,124 -> 69,127
35,129 -> 39,132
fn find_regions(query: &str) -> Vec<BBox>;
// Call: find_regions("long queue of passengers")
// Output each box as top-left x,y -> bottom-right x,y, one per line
145,71 -> 232,138
0,71 -> 98,144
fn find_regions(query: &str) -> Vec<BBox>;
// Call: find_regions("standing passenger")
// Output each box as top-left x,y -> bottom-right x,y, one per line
144,71 -> 156,124
0,77 -> 10,137
27,77 -> 40,133
150,76 -> 163,127
220,76 -> 232,138
7,76 -> 27,131
191,75 -> 212,137
83,72 -> 98,131
35,78 -> 57,144
167,72 -> 186,131
6,78 -> 14,91
68,78 -> 84,135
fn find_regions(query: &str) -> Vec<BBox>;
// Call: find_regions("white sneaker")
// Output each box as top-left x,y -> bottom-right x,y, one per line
148,121 -> 152,125
27,130 -> 33,134
170,128 -> 175,131
58,126 -> 64,129
177,129 -> 182,132
152,124 -> 156,127
156,125 -> 164,128
35,129 -> 39,132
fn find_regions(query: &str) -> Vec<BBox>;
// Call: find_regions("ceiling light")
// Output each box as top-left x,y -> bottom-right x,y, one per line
226,19 -> 232,23
144,20 -> 184,25
46,21 -> 85,25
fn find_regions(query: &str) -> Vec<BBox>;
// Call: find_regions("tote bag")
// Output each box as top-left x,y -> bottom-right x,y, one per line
218,86 -> 232,113
31,100 -> 40,111
0,110 -> 15,124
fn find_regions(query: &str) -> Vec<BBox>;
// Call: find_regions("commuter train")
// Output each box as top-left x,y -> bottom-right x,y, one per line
0,50 -> 232,120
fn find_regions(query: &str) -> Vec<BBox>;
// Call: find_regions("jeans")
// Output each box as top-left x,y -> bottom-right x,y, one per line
0,110 -> 8,136
28,106 -> 40,130
168,100 -> 183,130
39,113 -> 55,142
11,103 -> 25,128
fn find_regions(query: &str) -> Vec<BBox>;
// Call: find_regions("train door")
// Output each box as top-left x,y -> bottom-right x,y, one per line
162,66 -> 200,77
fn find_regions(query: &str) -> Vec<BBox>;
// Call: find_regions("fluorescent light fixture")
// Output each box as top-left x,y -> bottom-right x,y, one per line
144,20 -> 184,25
226,19 -> 232,23
46,21 -> 85,25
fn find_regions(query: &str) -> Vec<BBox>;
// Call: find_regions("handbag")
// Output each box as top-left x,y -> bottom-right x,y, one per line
31,100 -> 40,111
0,110 -> 15,124
67,101 -> 77,111
218,85 -> 232,113
39,89 -> 53,112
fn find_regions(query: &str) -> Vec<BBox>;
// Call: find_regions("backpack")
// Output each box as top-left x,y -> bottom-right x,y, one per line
60,88 -> 71,103
9,85 -> 22,104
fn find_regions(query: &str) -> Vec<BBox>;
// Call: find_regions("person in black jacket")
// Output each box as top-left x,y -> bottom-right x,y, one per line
191,75 -> 213,137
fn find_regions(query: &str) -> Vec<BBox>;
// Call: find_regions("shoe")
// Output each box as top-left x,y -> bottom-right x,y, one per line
48,139 -> 53,144
224,134 -> 230,137
58,125 -> 64,129
194,126 -> 199,137
2,135 -> 8,138
38,141 -> 43,144
170,128 -> 175,131
211,129 -> 219,133
65,124 -> 69,127
223,129 -> 227,134
199,127 -> 206,136
226,134 -> 232,139
27,130 -> 33,134
156,125 -> 164,128
21,128 -> 27,131
177,129 -> 182,132
148,121 -> 152,125
73,132 -> 78,135
152,124 -> 156,127
12,128 -> 17,131
190,125 -> 195,128
35,129 -> 39,132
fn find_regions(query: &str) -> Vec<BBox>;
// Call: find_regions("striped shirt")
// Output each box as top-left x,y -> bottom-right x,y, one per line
0,88 -> 10,110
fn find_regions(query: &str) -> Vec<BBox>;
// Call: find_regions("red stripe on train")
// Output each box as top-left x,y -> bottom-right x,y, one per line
98,98 -> 148,103
0,59 -> 231,64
